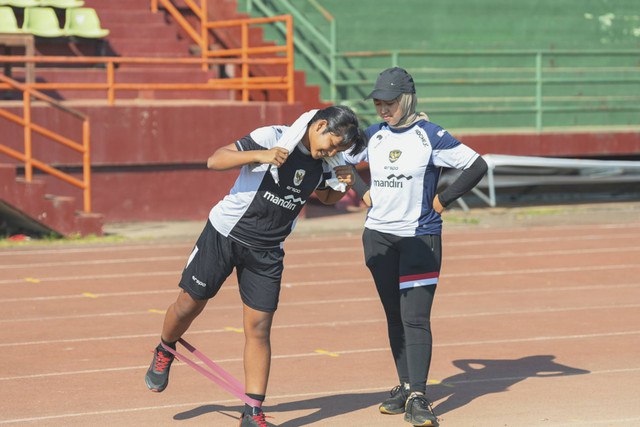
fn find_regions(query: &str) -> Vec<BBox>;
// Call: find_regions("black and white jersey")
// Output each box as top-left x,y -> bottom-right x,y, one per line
209,125 -> 332,249
344,120 -> 479,237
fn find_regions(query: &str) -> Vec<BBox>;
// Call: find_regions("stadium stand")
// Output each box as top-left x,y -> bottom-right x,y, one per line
0,6 -> 21,32
0,0 -> 328,234
22,7 -> 65,37
1,0 -> 638,236
40,0 -> 84,8
63,8 -> 108,38
2,0 -> 39,7
240,0 -> 640,133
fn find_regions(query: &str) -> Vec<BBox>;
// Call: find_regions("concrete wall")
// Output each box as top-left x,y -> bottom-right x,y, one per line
2,101 -> 639,222
1,101 -> 306,222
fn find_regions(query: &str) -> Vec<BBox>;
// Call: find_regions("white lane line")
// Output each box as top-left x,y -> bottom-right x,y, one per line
1,278 -> 638,306
2,308 -> 639,348
4,293 -> 638,325
552,417 -> 640,426
1,253 -> 638,287
3,397 -> 639,426
3,383 -> 640,425
0,319 -> 384,348
1,255 -> 185,269
0,278 -> 371,302
0,329 -> 638,381
447,263 -> 640,278
5,244 -> 640,271
0,243 -> 191,257
2,300 -> 639,325
448,245 -> 640,260
2,229 -> 640,262
0,248 -> 358,269
0,270 -> 178,285
2,282 -> 638,322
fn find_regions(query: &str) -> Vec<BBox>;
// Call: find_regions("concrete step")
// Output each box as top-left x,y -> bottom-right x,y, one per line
35,67 -> 212,83
12,178 -> 47,213
0,164 -> 103,236
95,10 -> 165,25
108,39 -> 191,56
104,22 -> 179,39
74,211 -> 104,237
0,164 -> 17,194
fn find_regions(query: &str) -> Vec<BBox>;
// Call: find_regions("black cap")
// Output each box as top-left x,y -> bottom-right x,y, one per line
365,67 -> 415,101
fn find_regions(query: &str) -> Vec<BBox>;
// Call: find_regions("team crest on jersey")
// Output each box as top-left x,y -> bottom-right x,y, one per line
389,150 -> 402,163
293,169 -> 306,186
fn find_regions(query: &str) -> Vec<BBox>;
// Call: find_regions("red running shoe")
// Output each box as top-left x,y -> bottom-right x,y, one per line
144,343 -> 175,392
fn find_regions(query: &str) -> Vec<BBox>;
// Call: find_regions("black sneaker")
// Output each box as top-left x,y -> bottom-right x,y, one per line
144,343 -> 175,392
239,407 -> 271,427
379,384 -> 410,415
404,393 -> 438,426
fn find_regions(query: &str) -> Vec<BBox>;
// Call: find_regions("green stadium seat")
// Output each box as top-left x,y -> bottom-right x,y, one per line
40,0 -> 85,8
64,7 -> 108,38
4,0 -> 40,7
23,7 -> 65,37
0,6 -> 22,32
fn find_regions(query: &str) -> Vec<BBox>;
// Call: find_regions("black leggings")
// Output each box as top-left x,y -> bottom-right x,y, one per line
363,228 -> 441,394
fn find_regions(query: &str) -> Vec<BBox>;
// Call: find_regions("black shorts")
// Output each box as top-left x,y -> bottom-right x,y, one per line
179,221 -> 285,312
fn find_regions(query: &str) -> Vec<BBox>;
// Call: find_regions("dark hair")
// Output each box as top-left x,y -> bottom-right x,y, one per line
309,105 -> 366,155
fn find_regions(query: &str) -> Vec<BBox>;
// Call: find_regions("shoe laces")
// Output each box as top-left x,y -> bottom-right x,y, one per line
250,411 -> 268,427
153,349 -> 173,372
390,384 -> 408,398
409,393 -> 436,415
389,385 -> 402,396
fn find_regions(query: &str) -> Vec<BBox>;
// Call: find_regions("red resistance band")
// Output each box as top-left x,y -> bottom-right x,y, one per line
161,338 -> 262,408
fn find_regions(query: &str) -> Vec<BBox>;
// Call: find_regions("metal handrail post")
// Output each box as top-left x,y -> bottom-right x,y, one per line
107,61 -> 115,105
201,0 -> 208,71
241,22 -> 249,101
487,167 -> 496,207
329,17 -> 336,103
286,15 -> 295,103
23,91 -> 32,181
535,51 -> 543,131
82,119 -> 91,213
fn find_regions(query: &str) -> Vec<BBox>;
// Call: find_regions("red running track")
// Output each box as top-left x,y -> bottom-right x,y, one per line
1,219 -> 639,426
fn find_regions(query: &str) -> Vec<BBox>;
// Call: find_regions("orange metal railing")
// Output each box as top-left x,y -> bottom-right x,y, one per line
0,73 -> 92,213
0,11 -> 295,215
0,53 -> 293,105
150,0 -> 295,102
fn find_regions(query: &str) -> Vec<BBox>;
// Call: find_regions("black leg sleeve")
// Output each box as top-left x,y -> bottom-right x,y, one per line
401,284 -> 437,394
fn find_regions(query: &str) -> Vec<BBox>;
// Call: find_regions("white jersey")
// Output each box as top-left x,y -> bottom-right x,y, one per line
209,125 -> 332,249
344,120 -> 479,237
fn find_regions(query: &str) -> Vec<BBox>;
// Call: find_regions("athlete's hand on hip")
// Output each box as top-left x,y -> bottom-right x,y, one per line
334,165 -> 355,186
433,194 -> 445,214
258,147 -> 289,167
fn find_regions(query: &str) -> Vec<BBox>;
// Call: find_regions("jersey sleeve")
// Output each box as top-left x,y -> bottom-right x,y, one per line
430,126 -> 479,170
235,126 -> 282,151
343,147 -> 368,165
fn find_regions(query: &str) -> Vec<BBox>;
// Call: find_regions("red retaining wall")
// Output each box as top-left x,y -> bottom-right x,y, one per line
1,102 -> 307,222
460,130 -> 640,157
2,102 -> 639,222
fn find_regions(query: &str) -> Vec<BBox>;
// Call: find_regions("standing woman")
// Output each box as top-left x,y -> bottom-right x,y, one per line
345,67 -> 488,427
